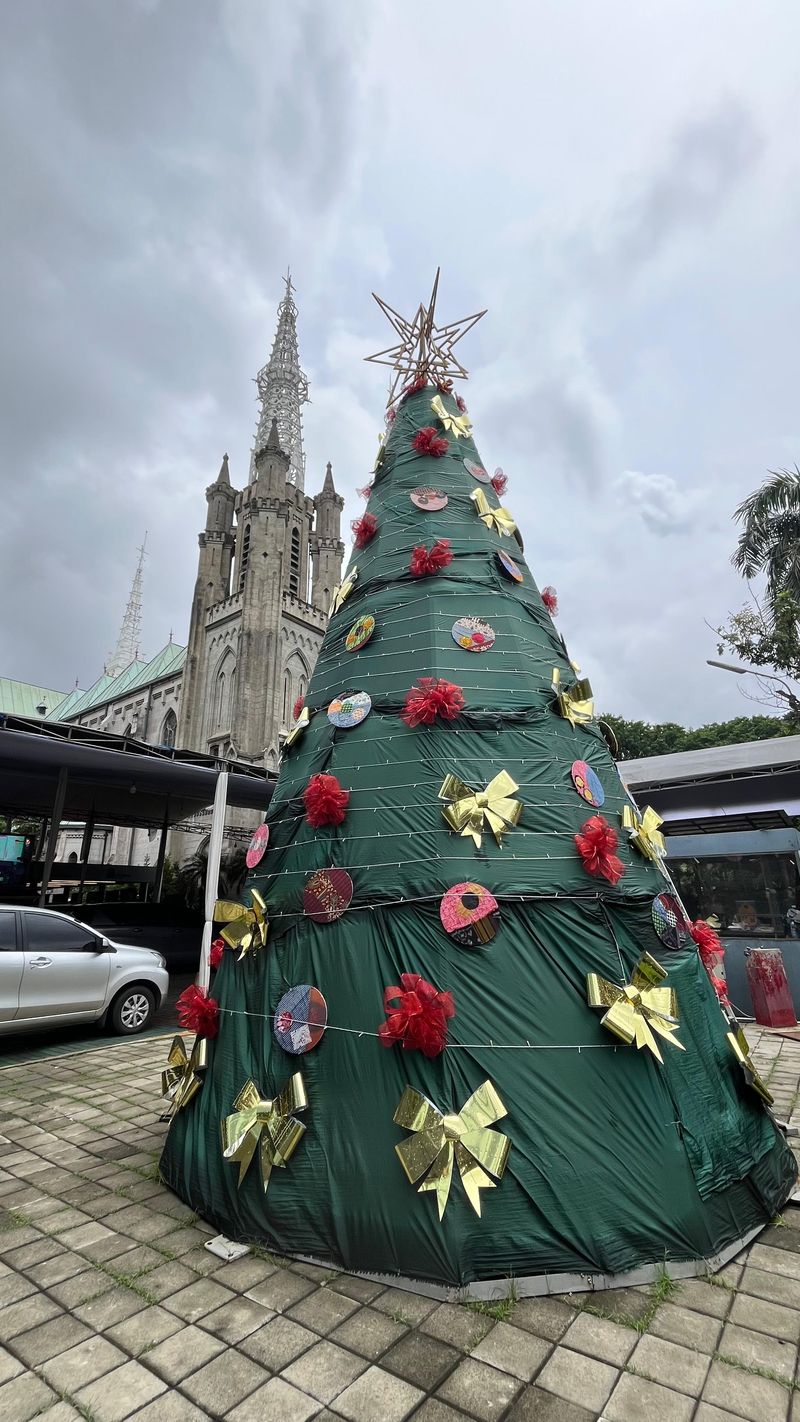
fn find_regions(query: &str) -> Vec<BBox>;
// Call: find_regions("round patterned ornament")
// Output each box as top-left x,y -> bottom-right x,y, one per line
273,984 -> 327,1055
497,549 -> 523,583
410,487 -> 448,511
327,691 -> 372,728
571,760 -> 605,808
463,458 -> 491,484
652,892 -> 690,951
451,616 -> 496,652
440,883 -> 499,947
345,614 -> 375,652
245,823 -> 270,869
303,867 -> 354,924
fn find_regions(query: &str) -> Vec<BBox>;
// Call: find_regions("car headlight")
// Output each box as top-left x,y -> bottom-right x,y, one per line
153,953 -> 166,969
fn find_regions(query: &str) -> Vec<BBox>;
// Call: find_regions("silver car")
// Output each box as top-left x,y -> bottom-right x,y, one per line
0,905 -> 169,1035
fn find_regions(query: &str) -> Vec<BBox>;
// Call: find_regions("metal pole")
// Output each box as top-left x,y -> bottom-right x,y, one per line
38,767 -> 69,908
78,807 -> 96,900
198,770 -> 228,991
153,800 -> 170,904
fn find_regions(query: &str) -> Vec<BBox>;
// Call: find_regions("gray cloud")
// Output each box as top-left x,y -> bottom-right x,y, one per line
614,469 -> 706,536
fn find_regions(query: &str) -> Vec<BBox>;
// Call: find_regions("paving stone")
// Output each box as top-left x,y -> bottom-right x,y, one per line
227,1376 -> 321,1422
139,1323 -> 225,1382
675,1277 -> 735,1319
40,1334 -> 128,1392
0,1346 -> 23,1384
629,1332 -> 711,1395
704,1357 -> 790,1421
38,1404 -> 84,1421
739,1264 -> 800,1309
501,1297 -> 577,1342
245,1267 -> 317,1313
695,1406 -> 753,1422
242,1312 -> 319,1371
178,1346 -> 270,1412
59,1222 -> 116,1250
331,1305 -> 409,1361
287,1283 -> 360,1334
0,1270 -> 37,1305
604,1372 -> 695,1421
578,1286 -> 652,1326
176,1246 -> 223,1275
536,1346 -> 619,1412
207,1254 -> 277,1292
729,1290 -> 800,1342
0,1371 -> 56,1421
4,1236 -> 61,1268
130,1260 -> 197,1301
73,1285 -> 149,1329
760,1225 -> 800,1256
506,1387 -> 597,1421
23,1250 -> 88,1287
649,1300 -> 723,1352
407,1402 -> 470,1422
282,1337 -> 368,1403
334,1363 -> 425,1421
380,1328 -> 460,1388
121,1392 -> 209,1420
74,1359 -> 167,1420
106,1303 -> 183,1355
718,1320 -> 797,1380
421,1301 -> 493,1350
372,1286 -> 439,1325
12,1313 -> 92,1366
471,1319 -> 552,1381
161,1275 -> 236,1322
0,1289 -> 62,1338
748,1242 -> 800,1279
561,1311 -> 636,1366
49,1267 -> 115,1307
202,1292 -> 275,1343
329,1272 -> 386,1304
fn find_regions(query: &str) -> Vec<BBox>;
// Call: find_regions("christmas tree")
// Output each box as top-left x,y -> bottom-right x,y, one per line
160,275 -> 796,1295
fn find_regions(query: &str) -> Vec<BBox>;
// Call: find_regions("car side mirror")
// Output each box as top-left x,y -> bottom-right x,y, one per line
91,937 -> 116,953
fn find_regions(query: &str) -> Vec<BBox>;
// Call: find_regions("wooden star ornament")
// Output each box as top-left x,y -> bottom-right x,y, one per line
365,269 -> 486,407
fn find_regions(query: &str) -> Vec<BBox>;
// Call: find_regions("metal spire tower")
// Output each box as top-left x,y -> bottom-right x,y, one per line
106,534 -> 147,675
251,272 -> 309,490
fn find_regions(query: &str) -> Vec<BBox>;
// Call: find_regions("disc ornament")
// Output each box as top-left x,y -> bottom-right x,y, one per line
571,760 -> 605,808
345,614 -> 375,652
245,823 -> 270,869
411,487 -> 448,511
497,549 -> 523,583
463,457 -> 491,483
328,691 -> 372,729
440,883 -> 499,947
651,892 -> 690,951
452,616 -> 496,653
303,867 -> 354,924
273,985 -> 328,1055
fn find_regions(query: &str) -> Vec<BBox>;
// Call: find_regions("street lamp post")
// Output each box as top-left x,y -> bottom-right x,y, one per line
706,660 -> 800,715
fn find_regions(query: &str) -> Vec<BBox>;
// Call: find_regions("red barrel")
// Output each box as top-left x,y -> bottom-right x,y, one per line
745,947 -> 797,1028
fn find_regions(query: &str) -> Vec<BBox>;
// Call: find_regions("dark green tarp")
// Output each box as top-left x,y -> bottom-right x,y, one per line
161,384 -> 796,1289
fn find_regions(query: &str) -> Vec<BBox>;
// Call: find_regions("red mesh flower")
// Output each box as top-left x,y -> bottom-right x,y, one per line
456,394 -> 468,413
690,920 -> 729,1003
402,678 -> 465,728
402,375 -> 428,399
209,938 -> 225,970
303,773 -> 350,827
357,481 -> 373,500
541,586 -> 558,615
351,512 -> 378,548
386,408 -> 397,424
378,973 -> 455,1057
409,539 -> 453,577
491,468 -> 508,496
292,695 -> 305,722
436,377 -> 453,394
176,984 -> 220,1039
412,427 -> 449,458
574,814 -> 625,885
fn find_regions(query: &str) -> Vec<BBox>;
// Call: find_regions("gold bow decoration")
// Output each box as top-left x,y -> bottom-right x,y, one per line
430,393 -> 472,438
284,705 -> 310,749
438,770 -> 522,850
373,431 -> 386,470
222,1073 -> 307,1193
330,566 -> 358,615
727,1025 -> 774,1106
394,1080 -> 510,1220
214,888 -> 268,960
621,804 -> 667,872
470,487 -> 517,537
552,667 -> 594,728
160,1035 -> 208,1121
587,952 -> 684,1063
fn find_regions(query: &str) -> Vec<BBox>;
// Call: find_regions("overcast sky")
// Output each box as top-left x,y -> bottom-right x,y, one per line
2,0 -> 799,725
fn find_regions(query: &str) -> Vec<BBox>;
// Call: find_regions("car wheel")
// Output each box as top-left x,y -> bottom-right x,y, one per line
109,984 -> 155,1035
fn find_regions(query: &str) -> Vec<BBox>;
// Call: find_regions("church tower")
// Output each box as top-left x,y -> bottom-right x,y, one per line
177,277 -> 344,772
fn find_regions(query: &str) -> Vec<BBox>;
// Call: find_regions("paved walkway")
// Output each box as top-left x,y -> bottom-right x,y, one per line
0,1028 -> 798,1422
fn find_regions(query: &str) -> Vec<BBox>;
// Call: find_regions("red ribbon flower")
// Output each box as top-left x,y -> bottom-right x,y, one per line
409,539 -> 453,577
176,984 -> 220,1039
402,375 -> 428,399
690,920 -> 730,1004
402,678 -> 465,728
378,973 -> 455,1057
413,427 -> 449,458
357,481 -> 374,500
292,695 -> 305,722
491,469 -> 508,496
351,512 -> 378,548
456,394 -> 468,413
541,586 -> 558,615
575,814 -> 625,885
209,938 -> 225,970
303,773 -> 350,828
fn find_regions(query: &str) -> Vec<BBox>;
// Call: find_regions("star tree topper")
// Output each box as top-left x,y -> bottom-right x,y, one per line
365,268 -> 486,407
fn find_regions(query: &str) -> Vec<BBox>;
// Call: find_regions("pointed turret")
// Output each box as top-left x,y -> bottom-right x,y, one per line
322,460 -> 336,495
217,453 -> 230,485
311,461 -> 344,611
106,537 -> 146,675
251,275 -> 309,489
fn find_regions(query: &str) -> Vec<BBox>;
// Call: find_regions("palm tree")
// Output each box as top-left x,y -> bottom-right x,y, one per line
177,844 -> 247,912
732,466 -> 800,614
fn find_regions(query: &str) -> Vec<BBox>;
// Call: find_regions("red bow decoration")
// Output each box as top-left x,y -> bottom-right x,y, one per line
403,375 -> 428,399
379,974 -> 455,1058
403,678 -> 465,728
292,695 -> 305,723
357,481 -> 373,500
575,814 -> 626,886
209,938 -> 225,970
541,586 -> 558,615
351,512 -> 378,548
409,539 -> 453,577
456,394 -> 468,413
303,773 -> 350,828
491,469 -> 508,496
413,427 -> 449,458
386,408 -> 397,424
176,984 -> 220,1039
690,920 -> 730,1005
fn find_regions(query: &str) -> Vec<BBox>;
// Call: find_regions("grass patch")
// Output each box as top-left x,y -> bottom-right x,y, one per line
388,1308 -> 414,1327
714,1351 -> 800,1392
464,1279 -> 518,1323
703,1270 -> 738,1293
580,1264 -> 680,1334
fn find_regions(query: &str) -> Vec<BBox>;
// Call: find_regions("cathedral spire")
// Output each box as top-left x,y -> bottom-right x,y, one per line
107,535 -> 147,675
251,272 -> 309,490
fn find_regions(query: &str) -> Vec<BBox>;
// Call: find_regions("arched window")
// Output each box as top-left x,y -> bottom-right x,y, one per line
238,523 -> 251,592
212,651 -> 236,733
282,670 -> 291,726
161,709 -> 177,749
289,526 -> 301,597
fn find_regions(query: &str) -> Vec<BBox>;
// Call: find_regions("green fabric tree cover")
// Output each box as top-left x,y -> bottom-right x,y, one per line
161,366 -> 796,1293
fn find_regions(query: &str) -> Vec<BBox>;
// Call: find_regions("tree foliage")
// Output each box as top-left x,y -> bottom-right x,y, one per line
715,590 -> 800,682
176,844 -> 247,911
732,466 -> 800,611
602,712 -> 791,761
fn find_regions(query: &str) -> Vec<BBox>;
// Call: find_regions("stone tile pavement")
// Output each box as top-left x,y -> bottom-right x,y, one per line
0,1025 -> 798,1422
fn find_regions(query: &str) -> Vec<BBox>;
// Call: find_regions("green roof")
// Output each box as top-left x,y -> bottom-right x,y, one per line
48,687 -> 86,720
123,643 -> 186,693
55,643 -> 187,719
0,677 -> 70,719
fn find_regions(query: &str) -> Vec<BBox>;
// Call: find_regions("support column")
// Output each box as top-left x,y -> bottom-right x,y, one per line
153,801 -> 170,904
198,770 -> 228,991
38,768 -> 68,908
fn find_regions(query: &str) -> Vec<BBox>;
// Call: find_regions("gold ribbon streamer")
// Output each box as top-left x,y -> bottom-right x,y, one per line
374,431 -> 386,470
394,1080 -> 510,1220
284,705 -> 310,748
552,667 -> 595,727
438,770 -> 522,850
221,1074 -> 307,1193
621,803 -> 667,870
160,1034 -> 207,1122
430,393 -> 472,438
587,952 -> 684,1063
470,487 -> 517,537
331,566 -> 358,615
214,888 -> 268,960
727,1026 -> 774,1105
